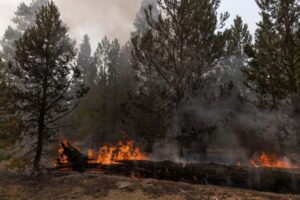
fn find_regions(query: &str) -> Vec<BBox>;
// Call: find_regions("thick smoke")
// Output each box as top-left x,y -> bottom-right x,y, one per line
54,0 -> 141,49
150,56 -> 299,164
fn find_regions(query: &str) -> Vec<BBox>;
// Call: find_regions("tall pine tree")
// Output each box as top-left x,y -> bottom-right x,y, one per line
132,0 -> 229,144
77,34 -> 96,87
0,59 -> 20,148
227,16 -> 252,57
244,0 -> 300,110
0,0 -> 49,61
216,16 -> 252,98
132,0 -> 159,37
107,39 -> 121,134
133,0 -> 229,111
71,37 -> 135,144
12,1 -> 85,170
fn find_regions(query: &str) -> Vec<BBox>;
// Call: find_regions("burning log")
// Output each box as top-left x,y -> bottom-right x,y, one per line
55,141 -> 89,172
55,139 -> 147,172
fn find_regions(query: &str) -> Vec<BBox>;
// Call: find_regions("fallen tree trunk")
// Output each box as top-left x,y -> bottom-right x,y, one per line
55,159 -> 300,194
113,160 -> 300,194
56,142 -> 89,172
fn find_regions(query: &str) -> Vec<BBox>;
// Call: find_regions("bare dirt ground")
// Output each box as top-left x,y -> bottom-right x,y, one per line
0,171 -> 299,200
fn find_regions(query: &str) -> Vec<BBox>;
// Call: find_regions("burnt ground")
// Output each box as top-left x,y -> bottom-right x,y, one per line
0,171 -> 299,200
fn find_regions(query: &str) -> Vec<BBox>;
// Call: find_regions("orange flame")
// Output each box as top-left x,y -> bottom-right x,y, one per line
250,152 -> 297,169
90,140 -> 147,165
55,139 -> 70,166
56,139 -> 147,166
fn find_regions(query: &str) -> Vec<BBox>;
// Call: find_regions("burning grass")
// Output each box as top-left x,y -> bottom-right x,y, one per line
250,152 -> 298,169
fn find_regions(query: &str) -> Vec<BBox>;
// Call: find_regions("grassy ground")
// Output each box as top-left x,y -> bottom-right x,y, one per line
0,171 -> 299,200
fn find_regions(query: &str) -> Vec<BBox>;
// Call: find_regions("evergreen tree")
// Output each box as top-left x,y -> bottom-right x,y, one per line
118,42 -> 134,86
132,0 -> 159,37
107,39 -> 121,134
0,59 -> 9,123
227,16 -> 252,56
132,0 -> 229,141
94,36 -> 111,84
77,34 -> 96,87
133,0 -> 229,110
70,38 -> 135,145
93,37 -> 111,133
0,59 -> 20,148
216,16 -> 252,97
72,37 -> 115,141
0,0 -> 49,61
243,0 -> 300,110
107,39 -> 121,87
0,0 -> 48,150
12,1 -> 85,171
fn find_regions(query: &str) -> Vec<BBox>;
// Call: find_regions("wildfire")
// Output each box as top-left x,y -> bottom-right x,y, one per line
250,152 -> 297,169
87,140 -> 147,165
55,139 -> 70,166
55,139 -> 147,167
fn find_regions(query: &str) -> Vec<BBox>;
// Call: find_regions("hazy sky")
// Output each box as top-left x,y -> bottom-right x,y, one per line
0,0 -> 260,50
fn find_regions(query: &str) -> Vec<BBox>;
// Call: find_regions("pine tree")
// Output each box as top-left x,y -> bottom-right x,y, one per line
132,0 -> 229,129
107,39 -> 121,87
71,38 -> 135,143
0,0 -> 49,61
93,37 -> 111,132
77,34 -> 96,87
243,0 -> 300,110
0,59 -> 20,147
130,0 -> 229,152
94,36 -> 111,84
72,37 -> 114,140
216,16 -> 252,97
107,39 -> 121,134
12,1 -> 85,171
132,0 -> 159,37
0,58 -> 8,125
0,0 -> 48,150
227,16 -> 252,56
118,42 -> 134,86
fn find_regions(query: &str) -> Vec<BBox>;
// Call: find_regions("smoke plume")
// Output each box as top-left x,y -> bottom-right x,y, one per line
54,0 -> 141,49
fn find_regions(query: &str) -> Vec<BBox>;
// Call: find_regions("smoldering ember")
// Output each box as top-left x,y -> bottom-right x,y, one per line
0,1 -> 300,200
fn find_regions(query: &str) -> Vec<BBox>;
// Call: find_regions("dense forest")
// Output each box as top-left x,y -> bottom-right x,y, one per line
0,0 -> 300,171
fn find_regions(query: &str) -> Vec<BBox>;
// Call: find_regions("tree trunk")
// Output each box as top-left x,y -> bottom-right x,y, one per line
33,74 -> 47,171
112,66 -> 117,135
102,81 -> 107,133
33,112 -> 45,171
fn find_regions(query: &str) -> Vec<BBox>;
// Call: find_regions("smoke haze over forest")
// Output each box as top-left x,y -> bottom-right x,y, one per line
1,1 -> 300,195
0,0 -> 259,49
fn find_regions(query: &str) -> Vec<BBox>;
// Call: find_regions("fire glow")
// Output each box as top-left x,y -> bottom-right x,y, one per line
55,139 -> 147,167
87,140 -> 147,165
250,152 -> 298,169
55,139 -> 298,171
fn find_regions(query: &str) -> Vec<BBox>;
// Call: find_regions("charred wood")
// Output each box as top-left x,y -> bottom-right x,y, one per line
55,160 -> 300,194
